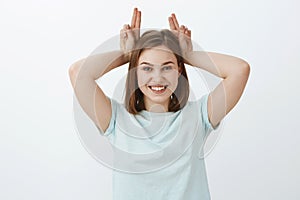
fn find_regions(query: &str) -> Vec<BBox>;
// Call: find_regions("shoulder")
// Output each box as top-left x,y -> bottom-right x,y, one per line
186,94 -> 209,111
189,94 -> 220,131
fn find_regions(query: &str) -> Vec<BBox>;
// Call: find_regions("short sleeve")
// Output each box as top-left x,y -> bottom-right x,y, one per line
199,94 -> 221,135
95,97 -> 117,137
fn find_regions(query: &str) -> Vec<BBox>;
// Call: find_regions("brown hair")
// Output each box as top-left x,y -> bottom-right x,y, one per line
124,29 -> 190,114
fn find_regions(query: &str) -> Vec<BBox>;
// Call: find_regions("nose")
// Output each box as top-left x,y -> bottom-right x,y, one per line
151,69 -> 164,81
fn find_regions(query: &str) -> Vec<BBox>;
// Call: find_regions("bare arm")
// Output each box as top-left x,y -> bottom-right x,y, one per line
169,13 -> 250,128
68,51 -> 128,133
68,8 -> 141,133
186,51 -> 250,128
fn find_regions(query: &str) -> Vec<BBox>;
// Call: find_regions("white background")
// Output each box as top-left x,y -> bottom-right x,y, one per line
1,0 -> 299,199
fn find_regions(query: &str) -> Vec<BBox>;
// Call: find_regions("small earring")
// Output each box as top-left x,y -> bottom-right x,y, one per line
136,99 -> 139,104
170,94 -> 173,100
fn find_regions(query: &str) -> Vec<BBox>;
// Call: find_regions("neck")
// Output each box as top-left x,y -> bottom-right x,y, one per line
144,98 -> 170,113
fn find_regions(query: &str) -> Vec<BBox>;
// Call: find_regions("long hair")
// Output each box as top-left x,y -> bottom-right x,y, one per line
125,29 -> 190,114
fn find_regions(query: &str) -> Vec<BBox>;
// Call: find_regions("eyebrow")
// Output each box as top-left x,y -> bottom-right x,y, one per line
139,61 -> 175,66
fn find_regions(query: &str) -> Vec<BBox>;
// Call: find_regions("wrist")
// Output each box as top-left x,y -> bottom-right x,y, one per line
183,51 -> 194,65
123,52 -> 131,63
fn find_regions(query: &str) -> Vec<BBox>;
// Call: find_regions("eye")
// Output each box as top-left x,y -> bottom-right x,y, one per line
162,66 -> 172,71
142,66 -> 152,71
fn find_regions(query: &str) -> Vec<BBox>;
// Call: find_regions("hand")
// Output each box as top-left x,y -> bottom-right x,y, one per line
168,13 -> 193,58
120,8 -> 141,57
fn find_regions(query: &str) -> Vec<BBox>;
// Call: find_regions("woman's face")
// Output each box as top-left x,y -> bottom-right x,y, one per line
136,45 -> 182,111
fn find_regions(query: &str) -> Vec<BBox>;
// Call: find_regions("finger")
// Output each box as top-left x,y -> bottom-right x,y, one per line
123,24 -> 130,33
179,25 -> 185,36
135,10 -> 141,28
184,27 -> 188,34
125,24 -> 134,38
179,25 -> 185,35
171,13 -> 180,29
122,32 -> 127,38
120,29 -> 127,39
121,24 -> 129,37
131,7 -> 137,28
168,17 -> 176,30
123,24 -> 129,29
187,29 -> 191,37
184,29 -> 190,38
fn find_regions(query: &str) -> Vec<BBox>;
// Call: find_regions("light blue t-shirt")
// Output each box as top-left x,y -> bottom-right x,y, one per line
97,94 -> 219,200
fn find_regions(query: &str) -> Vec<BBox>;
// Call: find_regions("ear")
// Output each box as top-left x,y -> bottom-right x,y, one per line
178,67 -> 182,77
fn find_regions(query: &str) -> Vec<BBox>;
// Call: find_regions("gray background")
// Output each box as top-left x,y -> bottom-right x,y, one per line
1,0 -> 299,199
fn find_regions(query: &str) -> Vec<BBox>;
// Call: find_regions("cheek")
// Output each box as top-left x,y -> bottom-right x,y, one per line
137,71 -> 149,87
166,71 -> 179,84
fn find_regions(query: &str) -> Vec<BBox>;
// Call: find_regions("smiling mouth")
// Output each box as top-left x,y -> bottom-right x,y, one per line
147,85 -> 168,94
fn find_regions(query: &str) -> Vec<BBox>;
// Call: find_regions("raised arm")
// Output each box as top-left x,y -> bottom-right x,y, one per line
187,51 -> 250,128
68,8 -> 141,133
169,14 -> 250,128
69,51 -> 128,133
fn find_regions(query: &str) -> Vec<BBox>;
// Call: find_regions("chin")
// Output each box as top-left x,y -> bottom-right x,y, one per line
140,86 -> 172,104
148,96 -> 170,104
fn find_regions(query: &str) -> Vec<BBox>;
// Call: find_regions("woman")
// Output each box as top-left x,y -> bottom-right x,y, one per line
69,8 -> 250,200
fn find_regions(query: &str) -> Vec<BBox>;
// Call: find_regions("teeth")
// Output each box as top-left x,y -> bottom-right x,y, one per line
149,86 -> 166,91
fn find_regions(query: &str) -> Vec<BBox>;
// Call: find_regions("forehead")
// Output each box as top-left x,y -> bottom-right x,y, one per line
138,45 -> 177,65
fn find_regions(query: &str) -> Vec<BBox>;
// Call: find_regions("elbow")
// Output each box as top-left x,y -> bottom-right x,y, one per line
68,64 -> 78,78
243,63 -> 250,76
68,64 -> 80,88
237,60 -> 250,77
237,62 -> 250,85
68,58 -> 85,78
